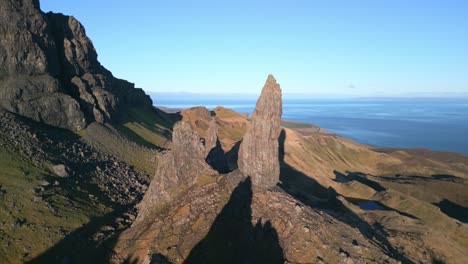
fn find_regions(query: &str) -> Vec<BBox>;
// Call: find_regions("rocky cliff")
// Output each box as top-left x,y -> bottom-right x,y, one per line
0,0 -> 152,131
135,112 -> 227,224
238,74 -> 282,188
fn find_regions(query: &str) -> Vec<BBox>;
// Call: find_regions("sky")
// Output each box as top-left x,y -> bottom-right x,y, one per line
41,0 -> 468,97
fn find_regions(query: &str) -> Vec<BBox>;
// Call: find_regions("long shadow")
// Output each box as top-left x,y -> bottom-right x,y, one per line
205,137 -> 230,173
27,164 -> 136,263
333,171 -> 386,192
341,171 -> 466,222
9,113 -> 143,263
116,107 -> 181,150
378,174 -> 462,183
277,130 -> 414,264
433,199 -> 468,223
29,184 -> 135,263
225,141 -> 241,171
27,208 -> 128,264
184,177 -> 284,264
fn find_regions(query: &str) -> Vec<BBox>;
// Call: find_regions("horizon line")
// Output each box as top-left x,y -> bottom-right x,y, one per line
147,91 -> 468,99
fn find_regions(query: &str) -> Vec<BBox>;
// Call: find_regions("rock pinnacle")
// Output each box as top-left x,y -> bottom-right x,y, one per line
237,74 -> 283,188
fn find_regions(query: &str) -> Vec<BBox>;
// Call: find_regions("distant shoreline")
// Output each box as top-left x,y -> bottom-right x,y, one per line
155,100 -> 468,155
149,92 -> 468,101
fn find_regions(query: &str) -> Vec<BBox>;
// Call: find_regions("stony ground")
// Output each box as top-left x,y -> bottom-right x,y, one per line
0,109 -> 150,263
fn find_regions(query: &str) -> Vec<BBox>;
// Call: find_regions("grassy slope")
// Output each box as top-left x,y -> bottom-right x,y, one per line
0,106 -> 178,263
117,106 -> 468,263
81,107 -> 180,176
208,105 -> 468,260
116,107 -> 179,148
0,146 -> 109,263
2,103 -> 468,263
111,105 -> 468,263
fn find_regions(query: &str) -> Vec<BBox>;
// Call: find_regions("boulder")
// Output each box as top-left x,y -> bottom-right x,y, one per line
51,164 -> 69,177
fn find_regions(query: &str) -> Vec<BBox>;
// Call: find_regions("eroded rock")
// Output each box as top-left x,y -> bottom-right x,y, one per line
238,74 -> 282,188
135,121 -> 219,223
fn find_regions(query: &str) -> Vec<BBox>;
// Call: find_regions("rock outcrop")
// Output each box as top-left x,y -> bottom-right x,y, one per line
115,173 -> 404,264
113,76 -> 468,264
0,0 -> 152,131
238,74 -> 282,188
135,118 -> 227,223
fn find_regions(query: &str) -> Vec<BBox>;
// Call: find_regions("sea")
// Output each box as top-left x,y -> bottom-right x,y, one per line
151,96 -> 468,155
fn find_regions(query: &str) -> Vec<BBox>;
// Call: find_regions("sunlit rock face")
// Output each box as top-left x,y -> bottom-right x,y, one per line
238,74 -> 283,189
135,116 -> 228,223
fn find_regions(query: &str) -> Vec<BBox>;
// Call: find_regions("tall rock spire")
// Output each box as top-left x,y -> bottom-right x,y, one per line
237,74 -> 283,188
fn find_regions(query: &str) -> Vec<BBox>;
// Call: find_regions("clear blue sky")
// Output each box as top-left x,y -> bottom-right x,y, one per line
41,0 -> 468,96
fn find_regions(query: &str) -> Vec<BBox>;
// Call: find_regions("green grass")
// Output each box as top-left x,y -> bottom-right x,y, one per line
116,107 -> 180,149
79,107 -> 181,176
0,146 -> 109,263
281,121 -> 315,129
81,122 -> 158,175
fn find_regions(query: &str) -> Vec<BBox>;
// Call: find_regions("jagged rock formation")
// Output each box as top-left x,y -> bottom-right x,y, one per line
204,119 -> 219,157
0,0 -> 152,131
115,173 -> 407,264
238,74 -> 282,188
105,74 -> 468,263
135,116 -> 227,223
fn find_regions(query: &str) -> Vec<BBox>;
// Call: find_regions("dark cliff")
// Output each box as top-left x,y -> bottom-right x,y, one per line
0,0 -> 152,131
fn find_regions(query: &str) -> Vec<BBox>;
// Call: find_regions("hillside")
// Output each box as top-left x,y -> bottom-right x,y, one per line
0,1 -> 467,264
113,77 -> 468,264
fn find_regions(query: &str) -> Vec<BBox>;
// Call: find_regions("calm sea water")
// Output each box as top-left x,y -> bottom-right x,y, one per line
152,96 -> 468,155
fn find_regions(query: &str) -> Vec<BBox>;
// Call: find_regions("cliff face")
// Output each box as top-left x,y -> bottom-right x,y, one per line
135,111 -> 227,224
238,74 -> 283,188
0,0 -> 152,131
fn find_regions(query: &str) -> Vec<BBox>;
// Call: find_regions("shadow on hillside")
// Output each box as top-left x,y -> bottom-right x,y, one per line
184,177 -> 284,264
225,141 -> 241,171
206,137 -> 230,174
433,199 -> 468,223
19,118 -> 141,264
277,129 -> 414,264
333,171 -> 386,192
340,171 -> 466,222
27,171 -> 139,264
116,124 -> 167,150
116,107 -> 181,149
377,174 -> 462,183
27,207 -> 128,264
